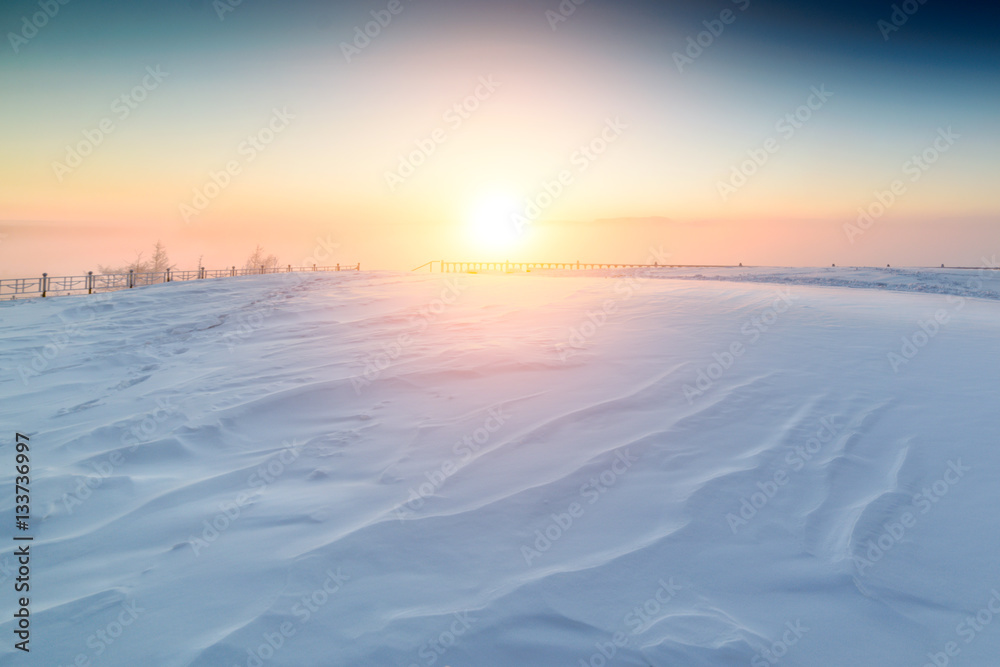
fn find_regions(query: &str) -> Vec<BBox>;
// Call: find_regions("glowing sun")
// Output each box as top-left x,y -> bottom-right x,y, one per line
468,192 -> 523,252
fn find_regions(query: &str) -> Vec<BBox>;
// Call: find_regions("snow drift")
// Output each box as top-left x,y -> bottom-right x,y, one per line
1,267 -> 999,666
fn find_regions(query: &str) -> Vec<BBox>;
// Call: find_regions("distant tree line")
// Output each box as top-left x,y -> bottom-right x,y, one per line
99,242 -> 281,275
98,240 -> 174,275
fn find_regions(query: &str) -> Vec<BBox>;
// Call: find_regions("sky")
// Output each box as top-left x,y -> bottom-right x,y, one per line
1,0 -> 998,277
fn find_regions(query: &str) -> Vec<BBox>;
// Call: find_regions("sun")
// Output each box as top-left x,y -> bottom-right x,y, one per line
468,192 -> 523,253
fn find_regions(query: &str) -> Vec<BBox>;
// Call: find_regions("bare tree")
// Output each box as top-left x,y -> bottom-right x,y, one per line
98,241 -> 175,283
151,240 -> 173,273
98,250 -> 150,275
243,244 -> 279,273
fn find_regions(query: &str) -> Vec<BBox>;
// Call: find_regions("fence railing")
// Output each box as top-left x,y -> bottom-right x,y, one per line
411,261 -> 996,273
411,260 -> 738,273
0,263 -> 360,299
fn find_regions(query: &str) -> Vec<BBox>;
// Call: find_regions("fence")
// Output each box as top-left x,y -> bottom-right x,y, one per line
412,261 -> 994,273
411,260 -> 738,273
0,263 -> 360,300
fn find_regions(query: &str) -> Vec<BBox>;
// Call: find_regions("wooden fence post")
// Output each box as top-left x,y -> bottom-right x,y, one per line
11,261 -> 356,299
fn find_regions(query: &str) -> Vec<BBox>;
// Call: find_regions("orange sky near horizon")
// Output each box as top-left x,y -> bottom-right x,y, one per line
1,0 -> 997,277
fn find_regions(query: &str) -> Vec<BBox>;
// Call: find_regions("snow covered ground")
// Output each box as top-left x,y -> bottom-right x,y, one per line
2,267 -> 999,666
541,264 -> 1000,301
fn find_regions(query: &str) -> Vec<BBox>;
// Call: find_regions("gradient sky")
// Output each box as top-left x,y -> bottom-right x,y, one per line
1,0 -> 998,276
